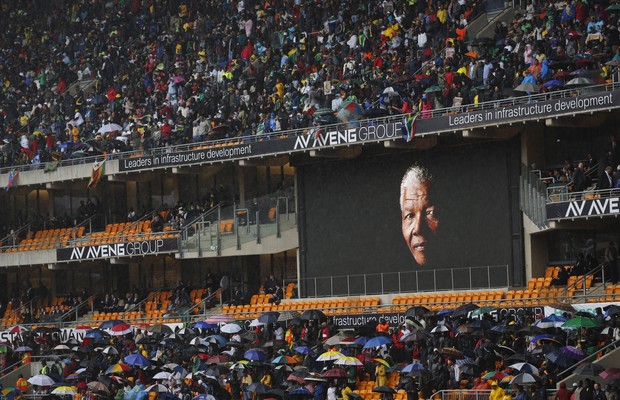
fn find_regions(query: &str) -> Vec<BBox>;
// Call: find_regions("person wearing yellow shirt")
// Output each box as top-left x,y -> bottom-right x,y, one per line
261,372 -> 273,388
341,383 -> 352,400
490,381 -> 505,400
375,363 -> 387,387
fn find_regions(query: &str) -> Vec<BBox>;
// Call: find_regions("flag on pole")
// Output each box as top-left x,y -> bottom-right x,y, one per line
402,113 -> 418,143
87,160 -> 106,189
6,169 -> 19,192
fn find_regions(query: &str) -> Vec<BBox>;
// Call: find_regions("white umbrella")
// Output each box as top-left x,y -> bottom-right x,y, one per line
145,384 -> 169,393
249,319 -> 265,327
431,325 -> 449,333
53,344 -> 71,351
189,337 -> 207,346
98,123 -> 123,134
153,371 -> 173,380
102,346 -> 119,355
162,363 -> 180,371
334,356 -> 363,366
52,387 -> 78,396
28,374 -> 56,386
221,323 -> 242,334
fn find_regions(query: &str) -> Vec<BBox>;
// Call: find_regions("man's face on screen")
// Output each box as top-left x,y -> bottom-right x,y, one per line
401,180 -> 439,266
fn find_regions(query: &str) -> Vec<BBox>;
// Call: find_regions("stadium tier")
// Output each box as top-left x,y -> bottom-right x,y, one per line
1,0 -> 620,399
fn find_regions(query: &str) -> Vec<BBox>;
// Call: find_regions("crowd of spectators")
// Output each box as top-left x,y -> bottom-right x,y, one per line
1,0 -> 618,170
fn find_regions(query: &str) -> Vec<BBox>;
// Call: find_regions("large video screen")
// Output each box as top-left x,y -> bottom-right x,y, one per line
298,141 -> 519,295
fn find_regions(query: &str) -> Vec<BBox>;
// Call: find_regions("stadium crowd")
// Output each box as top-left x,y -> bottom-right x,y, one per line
0,0 -> 619,169
1,304 -> 619,400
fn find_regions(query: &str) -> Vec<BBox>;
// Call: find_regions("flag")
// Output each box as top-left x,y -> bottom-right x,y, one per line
88,160 -> 105,189
6,169 -> 18,192
402,113 -> 418,143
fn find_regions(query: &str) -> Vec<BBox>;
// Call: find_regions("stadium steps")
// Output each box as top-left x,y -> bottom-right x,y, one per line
560,344 -> 620,387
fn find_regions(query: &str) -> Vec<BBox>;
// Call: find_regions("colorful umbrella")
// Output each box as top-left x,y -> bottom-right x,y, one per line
316,351 -> 344,361
272,356 -> 297,365
372,358 -> 391,368
99,320 -> 126,330
109,323 -> 133,336
106,363 -> 131,374
334,356 -> 363,366
52,386 -> 77,396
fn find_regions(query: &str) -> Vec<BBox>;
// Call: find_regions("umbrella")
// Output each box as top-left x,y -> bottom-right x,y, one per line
288,387 -> 313,397
294,346 -> 313,355
146,384 -> 169,393
510,373 -> 538,385
464,51 -> 478,59
106,363 -> 131,374
194,321 -> 218,330
51,387 -> 76,396
439,347 -> 463,358
258,312 -> 280,325
322,368 -> 348,378
205,314 -> 235,324
566,77 -> 594,87
272,356 -> 298,365
404,306 -> 430,317
193,395 -> 216,400
483,371 -> 506,381
124,353 -> 151,367
99,320 -> 126,330
334,357 -> 363,366
402,363 -> 425,373
300,310 -> 327,321
6,325 -> 30,334
546,351 -> 574,368
148,324 -> 173,334
543,80 -> 565,89
173,76 -> 185,84
247,383 -> 271,394
459,363 -> 478,376
424,85 -> 442,94
109,323 -> 133,336
535,315 -> 567,329
606,4 -> 620,12
153,371 -> 173,380
600,368 -> 620,381
431,325 -> 450,333
470,306 -> 496,317
574,363 -> 605,377
549,303 -> 576,313
531,334 -> 555,343
14,346 -> 33,352
53,344 -> 71,351
400,331 -> 428,342
28,375 -> 55,386
514,83 -> 539,93
490,325 -> 512,334
205,335 -> 228,348
452,303 -> 479,317
206,355 -> 229,364
562,317 -> 600,329
336,101 -> 364,122
278,311 -> 301,322
244,349 -> 266,361
363,336 -> 393,349
316,351 -> 344,361
230,362 -> 247,371
373,386 -> 396,394
102,346 -> 119,355
373,358 -> 391,368
85,329 -> 109,339
509,363 -> 539,375
87,382 -> 109,392
561,346 -> 585,359
1,388 -> 23,400
97,124 -> 123,134
220,323 -> 243,334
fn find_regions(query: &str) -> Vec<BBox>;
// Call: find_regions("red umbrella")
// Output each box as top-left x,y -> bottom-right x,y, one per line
321,368 -> 348,379
110,323 -> 133,336
600,368 -> 620,381
206,355 -> 230,364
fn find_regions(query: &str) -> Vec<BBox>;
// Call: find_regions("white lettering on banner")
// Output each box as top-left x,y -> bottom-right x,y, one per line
564,198 -> 620,217
122,145 -> 253,170
66,240 -> 168,261
293,122 -> 402,150
448,93 -> 613,127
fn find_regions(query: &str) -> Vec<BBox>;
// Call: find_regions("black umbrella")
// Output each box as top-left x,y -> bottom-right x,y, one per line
265,389 -> 286,400
518,326 -> 545,335
400,331 -> 428,343
373,386 -> 396,394
467,319 -> 494,330
300,310 -> 327,322
258,312 -> 280,325
546,351 -> 574,368
404,306 -> 430,318
459,363 -> 479,375
452,303 -> 479,318
247,383 -> 271,394
574,363 -> 605,377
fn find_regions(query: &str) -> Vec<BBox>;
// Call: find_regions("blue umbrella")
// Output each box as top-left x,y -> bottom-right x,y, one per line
436,309 -> 454,317
124,353 -> 151,368
363,336 -> 393,349
530,334 -> 554,343
543,80 -> 565,88
84,329 -> 109,339
244,349 -> 266,361
205,335 -> 227,348
489,324 -> 511,334
401,363 -> 425,373
193,395 -> 215,400
194,321 -> 217,330
294,346 -> 312,355
99,320 -> 126,330
353,337 -> 369,345
288,387 -> 313,397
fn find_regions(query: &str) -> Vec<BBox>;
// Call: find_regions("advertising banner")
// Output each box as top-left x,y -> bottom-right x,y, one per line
546,196 -> 620,219
56,238 -> 179,262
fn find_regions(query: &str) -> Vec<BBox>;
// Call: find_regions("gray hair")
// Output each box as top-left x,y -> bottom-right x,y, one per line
400,164 -> 433,211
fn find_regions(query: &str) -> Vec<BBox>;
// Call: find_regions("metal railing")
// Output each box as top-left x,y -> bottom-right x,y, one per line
431,390 -> 558,400
0,224 -> 31,248
547,187 -> 620,203
558,339 -> 620,379
2,83 -> 618,177
520,164 -> 548,228
295,265 -> 510,298
556,263 -> 605,299
55,295 -> 96,324
182,288 -> 223,321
